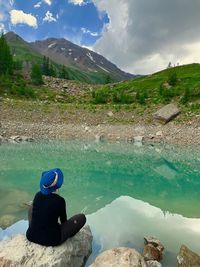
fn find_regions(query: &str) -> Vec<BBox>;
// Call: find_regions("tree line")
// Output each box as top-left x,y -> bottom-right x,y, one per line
0,32 -> 70,85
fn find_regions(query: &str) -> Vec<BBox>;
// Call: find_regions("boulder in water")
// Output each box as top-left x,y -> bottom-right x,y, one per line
143,236 -> 164,262
89,247 -> 147,267
177,244 -> 200,267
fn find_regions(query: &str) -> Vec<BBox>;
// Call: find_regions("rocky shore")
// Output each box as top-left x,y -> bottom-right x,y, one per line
1,99 -> 199,145
1,120 -> 200,145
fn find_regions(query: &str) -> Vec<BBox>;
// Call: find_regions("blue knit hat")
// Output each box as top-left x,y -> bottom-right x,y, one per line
40,168 -> 64,195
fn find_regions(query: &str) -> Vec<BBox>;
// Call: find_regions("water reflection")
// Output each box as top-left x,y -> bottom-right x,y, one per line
1,196 -> 200,267
86,196 -> 200,267
0,141 -> 200,224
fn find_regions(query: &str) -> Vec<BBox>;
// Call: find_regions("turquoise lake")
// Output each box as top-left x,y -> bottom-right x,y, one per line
0,141 -> 200,266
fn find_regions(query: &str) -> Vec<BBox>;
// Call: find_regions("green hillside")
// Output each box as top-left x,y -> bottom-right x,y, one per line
92,64 -> 200,109
6,33 -> 121,85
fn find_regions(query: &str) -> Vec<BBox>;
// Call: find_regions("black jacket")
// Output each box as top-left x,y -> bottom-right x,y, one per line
26,191 -> 67,246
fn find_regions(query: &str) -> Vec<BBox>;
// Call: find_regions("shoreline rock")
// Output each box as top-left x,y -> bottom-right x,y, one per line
89,247 -> 147,267
0,225 -> 92,267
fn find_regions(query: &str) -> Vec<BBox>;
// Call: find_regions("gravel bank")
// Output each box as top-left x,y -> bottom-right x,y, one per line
1,120 -> 200,145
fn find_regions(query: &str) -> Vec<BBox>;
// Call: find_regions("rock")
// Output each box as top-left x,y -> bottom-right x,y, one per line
95,134 -> 105,143
149,134 -> 155,139
143,237 -> 164,262
84,126 -> 90,132
146,260 -> 162,267
134,136 -> 144,143
163,82 -> 171,89
177,244 -> 200,267
62,83 -> 68,88
153,104 -> 180,123
0,215 -> 16,229
0,225 -> 92,267
156,131 -> 163,137
9,136 -> 35,143
107,111 -> 114,117
89,247 -> 147,267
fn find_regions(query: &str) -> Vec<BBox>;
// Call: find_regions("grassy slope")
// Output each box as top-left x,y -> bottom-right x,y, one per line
96,63 -> 200,105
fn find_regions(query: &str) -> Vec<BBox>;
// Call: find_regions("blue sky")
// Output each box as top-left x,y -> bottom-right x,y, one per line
1,0 -> 200,74
0,0 -> 109,45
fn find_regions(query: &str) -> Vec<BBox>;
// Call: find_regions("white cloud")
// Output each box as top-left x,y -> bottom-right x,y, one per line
0,23 -> 6,33
68,0 -> 87,6
43,11 -> 56,23
34,1 -> 42,8
92,0 -> 200,74
10,9 -> 38,28
43,0 -> 52,6
81,27 -> 99,37
0,1 -> 14,32
43,0 -> 52,5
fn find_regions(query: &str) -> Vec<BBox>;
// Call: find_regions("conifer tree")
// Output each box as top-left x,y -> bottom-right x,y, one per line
49,63 -> 56,77
59,65 -> 69,79
31,64 -> 43,85
0,33 -> 13,75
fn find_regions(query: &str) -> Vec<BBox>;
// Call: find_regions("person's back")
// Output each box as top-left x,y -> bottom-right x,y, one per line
26,191 -> 66,246
26,168 -> 86,247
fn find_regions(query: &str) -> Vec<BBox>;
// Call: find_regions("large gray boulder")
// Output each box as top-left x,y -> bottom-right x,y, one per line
89,247 -> 147,267
0,225 -> 92,267
153,104 -> 180,123
177,245 -> 200,267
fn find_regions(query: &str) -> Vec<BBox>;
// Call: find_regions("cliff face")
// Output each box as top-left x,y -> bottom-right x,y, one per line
0,225 -> 92,267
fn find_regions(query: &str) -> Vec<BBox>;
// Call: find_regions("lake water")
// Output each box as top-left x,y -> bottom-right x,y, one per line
0,140 -> 200,266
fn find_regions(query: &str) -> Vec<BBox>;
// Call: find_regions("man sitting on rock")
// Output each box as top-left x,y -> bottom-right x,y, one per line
26,168 -> 86,246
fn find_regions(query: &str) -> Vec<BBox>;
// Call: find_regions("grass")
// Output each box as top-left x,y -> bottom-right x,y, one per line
92,63 -> 200,107
1,63 -> 200,125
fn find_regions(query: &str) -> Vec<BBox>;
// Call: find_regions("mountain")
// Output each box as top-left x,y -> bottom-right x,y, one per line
5,31 -> 42,64
5,32 -> 135,84
30,38 -> 134,81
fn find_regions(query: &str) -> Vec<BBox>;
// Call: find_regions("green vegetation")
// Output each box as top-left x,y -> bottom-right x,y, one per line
0,33 -> 13,75
31,64 -> 43,85
92,64 -> 200,109
0,31 -> 199,122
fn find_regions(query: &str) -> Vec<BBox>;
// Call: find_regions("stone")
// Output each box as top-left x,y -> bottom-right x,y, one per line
89,247 -> 147,267
177,244 -> 200,267
95,134 -> 105,143
0,225 -> 92,267
62,84 -> 68,88
9,136 -> 35,143
134,136 -> 144,143
0,215 -> 16,229
107,111 -> 114,117
156,131 -> 163,137
143,237 -> 164,262
146,260 -> 162,267
153,104 -> 180,123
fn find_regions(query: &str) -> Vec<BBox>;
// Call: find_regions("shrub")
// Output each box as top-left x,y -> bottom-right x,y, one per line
31,64 -> 43,85
180,88 -> 190,104
136,91 -> 148,104
168,72 -> 177,86
112,91 -> 134,104
92,89 -> 109,104
9,81 -> 36,98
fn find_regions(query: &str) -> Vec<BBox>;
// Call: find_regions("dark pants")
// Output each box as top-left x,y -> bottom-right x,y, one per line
60,213 -> 86,244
